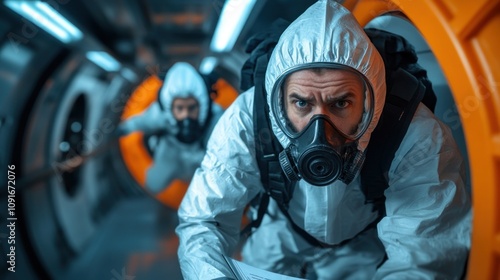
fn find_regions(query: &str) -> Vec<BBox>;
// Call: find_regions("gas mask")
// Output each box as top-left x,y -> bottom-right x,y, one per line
278,115 -> 366,186
175,118 -> 201,144
271,66 -> 375,187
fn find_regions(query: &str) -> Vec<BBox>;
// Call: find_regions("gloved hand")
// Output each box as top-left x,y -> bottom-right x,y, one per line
240,18 -> 291,91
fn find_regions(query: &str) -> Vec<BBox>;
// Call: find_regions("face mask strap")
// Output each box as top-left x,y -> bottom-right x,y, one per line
339,144 -> 365,185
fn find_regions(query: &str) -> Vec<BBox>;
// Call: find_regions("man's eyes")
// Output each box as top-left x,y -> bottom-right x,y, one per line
294,99 -> 308,108
334,100 -> 349,109
175,105 -> 198,111
292,99 -> 350,110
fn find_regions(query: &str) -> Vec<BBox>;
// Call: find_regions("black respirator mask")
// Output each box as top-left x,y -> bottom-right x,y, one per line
175,118 -> 202,144
271,67 -> 375,187
278,115 -> 365,186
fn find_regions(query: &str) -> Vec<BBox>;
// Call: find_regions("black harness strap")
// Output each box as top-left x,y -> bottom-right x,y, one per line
241,55 -> 292,238
361,68 -> 426,213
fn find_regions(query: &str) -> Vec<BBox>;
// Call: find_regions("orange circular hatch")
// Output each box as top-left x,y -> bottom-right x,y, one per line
346,0 -> 500,278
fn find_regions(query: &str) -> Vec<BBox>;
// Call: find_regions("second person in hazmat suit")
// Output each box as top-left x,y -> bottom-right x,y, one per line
176,1 -> 471,279
118,62 -> 223,194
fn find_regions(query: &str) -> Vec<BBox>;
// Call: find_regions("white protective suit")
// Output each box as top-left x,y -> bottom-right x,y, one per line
119,62 -> 223,193
176,1 -> 472,279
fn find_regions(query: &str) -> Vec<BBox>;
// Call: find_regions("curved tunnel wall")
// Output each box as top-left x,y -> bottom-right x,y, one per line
349,0 -> 500,278
18,50 -> 136,278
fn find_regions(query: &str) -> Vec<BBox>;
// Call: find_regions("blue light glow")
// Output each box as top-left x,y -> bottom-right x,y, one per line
210,0 -> 257,52
86,51 -> 121,72
5,1 -> 83,44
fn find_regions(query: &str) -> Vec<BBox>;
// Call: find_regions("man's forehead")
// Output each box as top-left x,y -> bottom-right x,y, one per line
284,68 -> 364,88
287,67 -> 363,81
173,96 -> 198,104
283,74 -> 365,100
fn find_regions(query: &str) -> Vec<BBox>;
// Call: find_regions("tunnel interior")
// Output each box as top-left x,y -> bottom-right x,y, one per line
0,0 -> 499,279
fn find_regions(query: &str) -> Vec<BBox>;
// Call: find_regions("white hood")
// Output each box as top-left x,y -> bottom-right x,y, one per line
158,62 -> 210,128
265,0 -> 386,151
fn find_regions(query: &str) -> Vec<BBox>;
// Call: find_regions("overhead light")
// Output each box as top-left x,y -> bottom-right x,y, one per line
5,1 -> 83,44
210,0 -> 257,52
86,51 -> 121,72
199,56 -> 217,74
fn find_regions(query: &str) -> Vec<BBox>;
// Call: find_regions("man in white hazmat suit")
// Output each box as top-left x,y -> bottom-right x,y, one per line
118,62 -> 223,194
176,1 -> 471,279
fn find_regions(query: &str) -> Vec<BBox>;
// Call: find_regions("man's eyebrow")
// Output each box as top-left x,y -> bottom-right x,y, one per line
288,92 -> 314,102
325,92 -> 356,102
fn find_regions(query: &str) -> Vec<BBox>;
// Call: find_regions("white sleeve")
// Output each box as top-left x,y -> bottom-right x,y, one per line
176,91 -> 263,279
375,104 -> 472,279
118,102 -> 166,135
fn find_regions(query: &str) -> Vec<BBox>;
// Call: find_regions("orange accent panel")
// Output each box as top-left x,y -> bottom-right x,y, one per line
212,78 -> 239,109
497,229 -> 500,253
450,0 -> 498,39
119,75 -> 161,188
352,0 -> 500,278
471,12 -> 500,130
432,0 -> 454,20
155,179 -> 189,209
349,0 -> 399,26
119,132 -> 152,186
342,0 -> 360,12
121,75 -> 162,120
494,135 -> 500,157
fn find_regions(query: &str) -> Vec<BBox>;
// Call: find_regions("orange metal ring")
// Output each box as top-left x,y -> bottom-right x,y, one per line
348,0 -> 500,278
